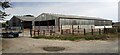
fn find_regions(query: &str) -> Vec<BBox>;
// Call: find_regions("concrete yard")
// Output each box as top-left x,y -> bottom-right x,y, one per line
1,36 -> 118,53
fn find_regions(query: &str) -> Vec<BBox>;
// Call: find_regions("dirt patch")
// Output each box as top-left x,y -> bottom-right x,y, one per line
2,37 -> 118,53
43,46 -> 65,52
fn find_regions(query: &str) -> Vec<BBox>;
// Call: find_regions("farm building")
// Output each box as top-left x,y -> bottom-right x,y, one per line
113,22 -> 120,28
8,15 -> 35,29
33,13 -> 112,32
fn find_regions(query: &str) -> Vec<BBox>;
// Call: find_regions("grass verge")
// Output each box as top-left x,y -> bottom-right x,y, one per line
31,33 -> 119,41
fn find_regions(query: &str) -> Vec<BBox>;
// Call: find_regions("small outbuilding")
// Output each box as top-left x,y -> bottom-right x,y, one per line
113,22 -> 120,28
8,15 -> 35,29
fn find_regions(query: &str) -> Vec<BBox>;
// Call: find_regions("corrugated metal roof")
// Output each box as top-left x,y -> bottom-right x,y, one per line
14,16 -> 35,21
40,13 -> 111,21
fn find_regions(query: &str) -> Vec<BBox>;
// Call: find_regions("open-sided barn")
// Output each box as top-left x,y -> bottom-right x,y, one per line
33,13 -> 112,32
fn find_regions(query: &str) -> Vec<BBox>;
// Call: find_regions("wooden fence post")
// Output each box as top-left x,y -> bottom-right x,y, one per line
50,30 -> 52,35
43,30 -> 45,35
78,25 -> 79,33
103,26 -> 106,34
99,29 -> 101,35
84,28 -> 86,35
91,29 -> 93,35
38,30 -> 39,36
34,30 -> 35,36
61,29 -> 63,34
72,25 -> 74,35
72,29 -> 74,35
52,25 -> 53,31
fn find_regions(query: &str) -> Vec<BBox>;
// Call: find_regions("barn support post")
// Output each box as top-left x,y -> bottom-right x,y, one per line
21,21 -> 24,37
51,25 -> 54,34
30,29 -> 32,37
51,25 -> 53,32
47,20 -> 49,32
30,24 -> 32,37
58,18 -> 60,32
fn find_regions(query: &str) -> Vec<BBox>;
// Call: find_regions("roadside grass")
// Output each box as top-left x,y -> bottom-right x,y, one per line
32,35 -> 82,41
32,33 -> 118,41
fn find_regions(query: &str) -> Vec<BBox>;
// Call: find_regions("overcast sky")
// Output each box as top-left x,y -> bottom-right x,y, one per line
2,0 -> 120,22
10,0 -> 119,2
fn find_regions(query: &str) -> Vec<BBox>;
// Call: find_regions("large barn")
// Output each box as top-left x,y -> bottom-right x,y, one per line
33,13 -> 112,32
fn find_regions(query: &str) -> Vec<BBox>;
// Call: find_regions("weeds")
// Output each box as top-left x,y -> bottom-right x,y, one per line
32,33 -> 117,41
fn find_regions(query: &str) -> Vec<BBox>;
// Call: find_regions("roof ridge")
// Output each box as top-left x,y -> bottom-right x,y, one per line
42,13 -> 100,18
40,13 -> 111,21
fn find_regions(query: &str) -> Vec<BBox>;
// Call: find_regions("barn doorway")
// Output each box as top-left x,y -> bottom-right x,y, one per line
23,21 -> 32,29
35,20 -> 55,26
